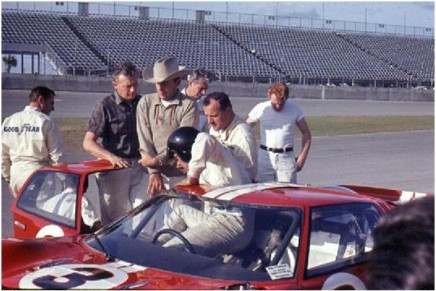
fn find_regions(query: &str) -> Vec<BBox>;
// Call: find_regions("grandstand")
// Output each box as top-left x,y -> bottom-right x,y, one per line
2,6 -> 434,88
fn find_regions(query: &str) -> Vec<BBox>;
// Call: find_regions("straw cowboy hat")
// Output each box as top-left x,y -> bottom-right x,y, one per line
142,56 -> 191,83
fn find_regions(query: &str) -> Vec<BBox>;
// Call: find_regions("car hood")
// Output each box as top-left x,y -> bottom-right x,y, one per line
2,236 -> 258,290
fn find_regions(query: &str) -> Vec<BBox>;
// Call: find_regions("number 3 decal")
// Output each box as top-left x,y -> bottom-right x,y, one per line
19,264 -> 129,289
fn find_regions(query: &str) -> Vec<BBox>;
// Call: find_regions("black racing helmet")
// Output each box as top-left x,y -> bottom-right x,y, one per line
167,126 -> 199,163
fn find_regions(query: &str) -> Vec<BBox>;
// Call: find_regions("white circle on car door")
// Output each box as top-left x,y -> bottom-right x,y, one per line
36,224 -> 65,238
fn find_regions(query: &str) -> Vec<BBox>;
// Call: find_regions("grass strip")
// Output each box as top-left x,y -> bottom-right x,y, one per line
55,116 -> 434,152
305,115 -> 434,137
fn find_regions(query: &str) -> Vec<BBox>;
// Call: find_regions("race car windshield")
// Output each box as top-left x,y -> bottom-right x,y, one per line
86,194 -> 302,282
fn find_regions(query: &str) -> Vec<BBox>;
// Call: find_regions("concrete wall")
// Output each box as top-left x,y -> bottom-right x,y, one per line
2,74 -> 434,101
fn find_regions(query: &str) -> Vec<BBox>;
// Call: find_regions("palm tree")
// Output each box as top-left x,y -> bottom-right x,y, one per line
3,55 -> 17,73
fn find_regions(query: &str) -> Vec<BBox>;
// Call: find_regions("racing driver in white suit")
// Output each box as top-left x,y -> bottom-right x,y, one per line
2,86 -> 64,196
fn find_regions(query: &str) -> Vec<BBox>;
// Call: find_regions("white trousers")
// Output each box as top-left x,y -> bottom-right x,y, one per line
258,149 -> 297,183
162,204 -> 254,257
96,161 -> 148,225
10,163 -> 45,197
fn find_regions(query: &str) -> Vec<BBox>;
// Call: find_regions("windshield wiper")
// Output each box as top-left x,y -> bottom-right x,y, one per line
93,233 -> 114,262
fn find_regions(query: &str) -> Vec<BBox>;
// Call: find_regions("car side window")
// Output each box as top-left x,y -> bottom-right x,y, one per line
17,171 -> 80,229
306,203 -> 380,277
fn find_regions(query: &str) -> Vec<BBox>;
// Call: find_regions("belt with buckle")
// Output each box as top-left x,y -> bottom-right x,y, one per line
260,144 -> 293,153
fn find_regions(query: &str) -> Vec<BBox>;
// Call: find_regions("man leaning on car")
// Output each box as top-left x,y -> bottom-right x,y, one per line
83,61 -> 148,225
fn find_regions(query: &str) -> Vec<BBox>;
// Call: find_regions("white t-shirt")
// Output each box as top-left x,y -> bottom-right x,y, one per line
248,100 -> 304,148
187,133 -> 251,187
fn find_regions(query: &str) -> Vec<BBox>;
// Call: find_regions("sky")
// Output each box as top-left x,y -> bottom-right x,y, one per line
134,1 -> 435,28
2,1 -> 434,28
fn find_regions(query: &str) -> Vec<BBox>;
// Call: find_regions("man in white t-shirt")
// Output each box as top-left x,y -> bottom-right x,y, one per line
246,82 -> 311,183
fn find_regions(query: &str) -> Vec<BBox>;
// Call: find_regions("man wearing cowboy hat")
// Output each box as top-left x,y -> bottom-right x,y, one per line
137,56 -> 199,197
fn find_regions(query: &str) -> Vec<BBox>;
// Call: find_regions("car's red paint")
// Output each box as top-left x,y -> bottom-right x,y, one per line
2,234 -> 366,289
4,160 -> 432,290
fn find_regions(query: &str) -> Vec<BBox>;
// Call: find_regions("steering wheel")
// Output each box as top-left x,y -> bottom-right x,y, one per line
152,228 -> 196,254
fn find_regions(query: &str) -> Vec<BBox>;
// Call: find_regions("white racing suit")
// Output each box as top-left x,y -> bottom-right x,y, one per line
1,106 -> 63,196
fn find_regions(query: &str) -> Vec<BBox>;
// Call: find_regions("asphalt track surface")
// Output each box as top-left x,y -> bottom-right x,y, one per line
2,89 -> 435,118
1,89 -> 434,238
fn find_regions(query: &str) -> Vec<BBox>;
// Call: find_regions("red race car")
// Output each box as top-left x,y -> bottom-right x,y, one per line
3,160 -> 430,289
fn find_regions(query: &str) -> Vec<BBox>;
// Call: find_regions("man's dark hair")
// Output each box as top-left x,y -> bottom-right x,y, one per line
367,196 -> 434,290
203,92 -> 232,111
29,86 -> 55,102
112,61 -> 138,81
